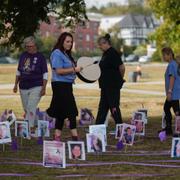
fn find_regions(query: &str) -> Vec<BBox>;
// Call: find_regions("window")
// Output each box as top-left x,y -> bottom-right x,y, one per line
86,34 -> 90,41
86,22 -> 90,28
78,34 -> 83,41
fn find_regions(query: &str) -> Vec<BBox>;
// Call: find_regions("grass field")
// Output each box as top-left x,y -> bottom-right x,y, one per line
1,63 -> 180,180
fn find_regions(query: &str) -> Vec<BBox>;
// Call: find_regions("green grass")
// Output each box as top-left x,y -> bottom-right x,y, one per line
0,64 -> 179,180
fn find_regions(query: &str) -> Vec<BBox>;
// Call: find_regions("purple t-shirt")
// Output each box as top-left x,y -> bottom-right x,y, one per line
18,52 -> 48,89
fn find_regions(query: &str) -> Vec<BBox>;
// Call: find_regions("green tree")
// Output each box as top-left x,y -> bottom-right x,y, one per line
133,45 -> 147,56
0,0 -> 87,47
36,36 -> 56,59
148,0 -> 180,54
107,25 -> 123,52
98,3 -> 151,16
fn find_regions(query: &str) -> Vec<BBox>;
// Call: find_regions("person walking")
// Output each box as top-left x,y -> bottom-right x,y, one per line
161,47 -> 180,135
95,34 -> 125,125
46,32 -> 82,141
13,36 -> 48,132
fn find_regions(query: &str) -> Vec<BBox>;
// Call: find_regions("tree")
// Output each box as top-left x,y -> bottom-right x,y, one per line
107,25 -> 123,52
98,2 -> 152,16
0,0 -> 87,47
148,0 -> 180,54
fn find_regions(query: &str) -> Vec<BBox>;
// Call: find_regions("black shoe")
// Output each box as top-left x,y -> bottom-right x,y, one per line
173,133 -> 179,137
158,128 -> 166,134
165,129 -> 173,136
158,128 -> 172,136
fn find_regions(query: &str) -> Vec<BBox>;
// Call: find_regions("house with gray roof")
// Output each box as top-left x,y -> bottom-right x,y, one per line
117,14 -> 159,46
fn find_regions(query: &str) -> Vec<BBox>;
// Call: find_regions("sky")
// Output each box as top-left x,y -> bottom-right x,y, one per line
84,0 -> 128,8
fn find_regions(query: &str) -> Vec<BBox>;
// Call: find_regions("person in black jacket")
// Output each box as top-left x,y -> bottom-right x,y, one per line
96,34 -> 125,125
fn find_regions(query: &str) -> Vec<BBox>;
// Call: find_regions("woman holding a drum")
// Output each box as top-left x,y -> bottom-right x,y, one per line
46,32 -> 82,141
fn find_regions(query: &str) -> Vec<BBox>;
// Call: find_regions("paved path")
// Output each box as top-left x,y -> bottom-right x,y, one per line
0,81 -> 165,98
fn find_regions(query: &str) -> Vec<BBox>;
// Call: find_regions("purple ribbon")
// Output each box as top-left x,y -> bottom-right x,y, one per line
87,153 -> 169,156
1,161 -> 180,168
0,173 -> 172,178
56,173 -> 172,178
0,173 -> 32,177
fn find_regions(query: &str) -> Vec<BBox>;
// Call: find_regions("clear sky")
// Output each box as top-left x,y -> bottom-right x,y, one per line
84,0 -> 128,8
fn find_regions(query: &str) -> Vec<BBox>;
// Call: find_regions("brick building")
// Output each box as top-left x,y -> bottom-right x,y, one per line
73,13 -> 102,53
39,14 -> 62,38
38,13 -> 102,52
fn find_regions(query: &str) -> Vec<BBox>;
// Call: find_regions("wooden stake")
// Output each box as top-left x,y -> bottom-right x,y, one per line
2,144 -> 5,152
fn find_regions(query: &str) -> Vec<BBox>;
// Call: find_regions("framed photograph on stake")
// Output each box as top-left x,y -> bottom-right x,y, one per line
67,141 -> 85,160
171,138 -> 180,158
175,116 -> 180,134
15,121 -> 29,138
133,120 -> 145,136
79,108 -> 94,126
86,133 -> 106,153
0,109 -> 16,126
38,120 -> 50,137
132,111 -> 146,122
0,121 -> 11,144
119,123 -> 136,146
43,140 -> 66,168
115,123 -> 124,139
137,109 -> 148,124
89,124 -> 107,145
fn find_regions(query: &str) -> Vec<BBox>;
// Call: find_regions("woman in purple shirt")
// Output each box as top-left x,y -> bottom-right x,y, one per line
13,36 -> 48,132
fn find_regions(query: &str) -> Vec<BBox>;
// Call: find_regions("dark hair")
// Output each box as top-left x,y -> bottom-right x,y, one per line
161,47 -> 175,59
52,32 -> 75,62
98,33 -> 111,45
126,127 -> 131,132
71,144 -> 81,158
91,136 -> 102,152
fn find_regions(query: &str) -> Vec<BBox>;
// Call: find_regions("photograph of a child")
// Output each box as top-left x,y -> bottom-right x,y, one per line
120,124 -> 136,146
0,122 -> 11,144
67,141 -> 85,160
134,120 -> 145,136
115,123 -> 124,139
86,133 -> 106,153
79,108 -> 94,125
171,138 -> 180,158
89,124 -> 107,145
15,121 -> 29,138
175,116 -> 180,134
38,120 -> 49,137
137,109 -> 148,124
43,141 -> 66,168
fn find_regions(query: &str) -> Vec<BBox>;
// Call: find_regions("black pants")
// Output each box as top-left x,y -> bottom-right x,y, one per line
164,99 -> 180,130
55,116 -> 76,130
96,88 -> 122,125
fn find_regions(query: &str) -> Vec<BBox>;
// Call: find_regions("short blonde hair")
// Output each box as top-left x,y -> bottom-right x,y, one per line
22,36 -> 36,48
